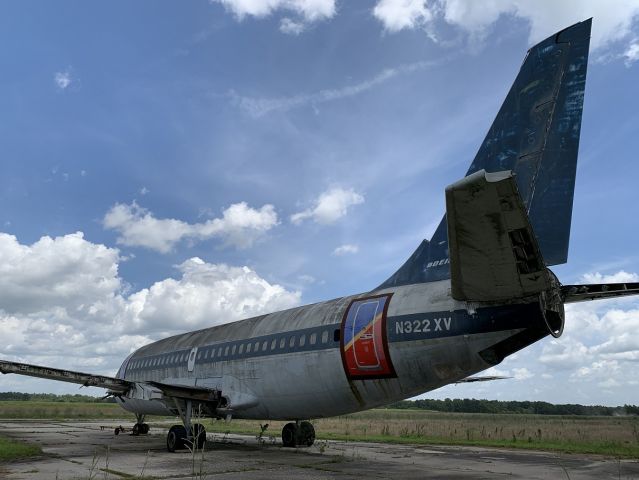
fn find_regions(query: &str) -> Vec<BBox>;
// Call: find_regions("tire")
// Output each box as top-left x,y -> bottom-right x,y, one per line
132,423 -> 141,436
299,421 -> 315,447
191,424 -> 206,450
167,425 -> 187,452
281,422 -> 297,448
141,423 -> 150,435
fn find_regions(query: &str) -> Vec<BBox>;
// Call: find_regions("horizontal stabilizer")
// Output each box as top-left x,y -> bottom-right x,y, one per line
0,360 -> 131,393
455,375 -> 510,384
561,282 -> 639,303
447,169 -> 550,301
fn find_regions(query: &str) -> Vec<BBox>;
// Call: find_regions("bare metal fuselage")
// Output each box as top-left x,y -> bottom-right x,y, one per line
117,279 -> 548,420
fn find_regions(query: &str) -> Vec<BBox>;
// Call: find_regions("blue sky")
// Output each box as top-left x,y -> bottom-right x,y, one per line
1,0 -> 638,405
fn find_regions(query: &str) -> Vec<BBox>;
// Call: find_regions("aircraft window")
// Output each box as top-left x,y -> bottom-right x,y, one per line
334,329 -> 340,342
289,336 -> 295,348
217,348 -> 222,358
246,343 -> 252,353
239,344 -> 244,354
224,346 -> 229,356
271,339 -> 277,350
190,351 -> 195,361
262,340 -> 268,351
310,333 -> 317,345
153,359 -> 158,367
299,335 -> 306,347
197,351 -> 202,360
279,337 -> 285,349
321,330 -> 329,344
232,345 -> 237,355
254,341 -> 260,352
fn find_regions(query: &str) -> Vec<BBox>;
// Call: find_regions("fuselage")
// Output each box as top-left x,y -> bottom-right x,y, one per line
117,279 -> 550,420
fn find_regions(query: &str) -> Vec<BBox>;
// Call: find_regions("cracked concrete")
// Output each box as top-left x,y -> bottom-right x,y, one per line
1,420 -> 638,479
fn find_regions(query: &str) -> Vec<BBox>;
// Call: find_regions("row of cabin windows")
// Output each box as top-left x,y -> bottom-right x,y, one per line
129,328 -> 339,371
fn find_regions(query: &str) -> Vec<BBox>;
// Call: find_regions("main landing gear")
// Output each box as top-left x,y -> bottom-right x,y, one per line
166,399 -> 207,452
281,421 -> 315,448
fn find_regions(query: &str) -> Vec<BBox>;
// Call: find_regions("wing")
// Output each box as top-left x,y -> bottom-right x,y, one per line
0,360 -> 131,393
0,359 -> 221,406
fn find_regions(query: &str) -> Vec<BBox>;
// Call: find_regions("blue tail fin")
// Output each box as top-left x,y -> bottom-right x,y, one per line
379,19 -> 591,290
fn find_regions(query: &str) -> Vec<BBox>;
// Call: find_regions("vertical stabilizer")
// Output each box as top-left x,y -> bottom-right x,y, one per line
378,19 -> 591,290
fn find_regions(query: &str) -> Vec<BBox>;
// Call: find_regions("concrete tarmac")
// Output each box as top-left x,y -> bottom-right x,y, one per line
1,420 -> 638,479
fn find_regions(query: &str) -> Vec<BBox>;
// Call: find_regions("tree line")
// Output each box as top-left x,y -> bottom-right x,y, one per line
2,392 -> 637,415
385,398 -> 639,416
0,392 -> 116,403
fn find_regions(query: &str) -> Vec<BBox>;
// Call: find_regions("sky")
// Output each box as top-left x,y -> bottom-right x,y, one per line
0,0 -> 638,406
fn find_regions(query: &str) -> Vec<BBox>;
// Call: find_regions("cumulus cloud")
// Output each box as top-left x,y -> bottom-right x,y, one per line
372,0 -> 639,53
103,201 -> 278,253
291,187 -> 364,225
0,232 -> 300,379
212,0 -> 335,32
54,70 -> 72,90
373,0 -> 433,33
0,232 -> 120,314
129,258 -> 301,332
333,244 -> 359,256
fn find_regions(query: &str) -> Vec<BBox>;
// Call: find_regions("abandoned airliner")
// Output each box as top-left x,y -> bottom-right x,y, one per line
2,18 -> 638,452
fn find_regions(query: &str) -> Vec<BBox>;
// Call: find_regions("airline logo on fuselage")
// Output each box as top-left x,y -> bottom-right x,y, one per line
340,294 -> 396,380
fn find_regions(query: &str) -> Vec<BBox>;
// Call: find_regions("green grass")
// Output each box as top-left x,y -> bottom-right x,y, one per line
0,435 -> 41,461
0,401 -> 126,419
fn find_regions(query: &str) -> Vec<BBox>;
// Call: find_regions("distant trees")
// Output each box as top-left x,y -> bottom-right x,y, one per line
0,392 -> 115,403
386,398 -> 639,416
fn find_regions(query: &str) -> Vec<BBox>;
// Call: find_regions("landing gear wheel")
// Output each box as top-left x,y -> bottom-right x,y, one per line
299,421 -> 315,447
191,423 -> 206,450
167,425 -> 187,452
132,423 -> 149,435
282,422 -> 297,448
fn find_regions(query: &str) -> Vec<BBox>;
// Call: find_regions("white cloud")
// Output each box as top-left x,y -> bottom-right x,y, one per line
512,367 -> 534,381
372,0 -> 639,54
291,187 -> 364,225
333,244 -> 359,256
230,60 -> 439,117
103,201 -> 278,253
0,233 -> 300,379
624,41 -> 639,65
580,270 -> 639,284
280,17 -> 305,34
373,0 -> 433,33
139,186 -> 150,196
0,232 -> 120,315
212,0 -> 335,32
54,70 -> 72,90
129,258 -> 301,332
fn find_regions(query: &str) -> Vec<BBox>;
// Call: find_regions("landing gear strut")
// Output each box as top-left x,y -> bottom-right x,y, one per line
166,399 -> 207,452
282,421 -> 315,447
132,414 -> 150,436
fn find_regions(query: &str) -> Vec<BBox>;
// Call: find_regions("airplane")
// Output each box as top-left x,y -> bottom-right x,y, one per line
2,18 -> 639,452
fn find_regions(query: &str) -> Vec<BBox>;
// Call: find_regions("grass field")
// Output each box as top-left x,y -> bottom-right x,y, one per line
0,435 -> 41,461
1,402 -> 638,457
204,409 -> 639,457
